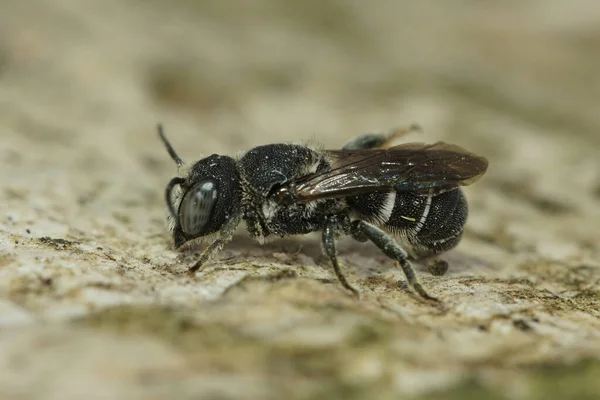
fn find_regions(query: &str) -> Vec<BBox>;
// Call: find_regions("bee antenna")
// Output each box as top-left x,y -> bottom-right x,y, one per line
157,124 -> 183,168
165,177 -> 186,220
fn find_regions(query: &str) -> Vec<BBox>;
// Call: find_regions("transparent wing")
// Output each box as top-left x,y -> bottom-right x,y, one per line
292,142 -> 488,202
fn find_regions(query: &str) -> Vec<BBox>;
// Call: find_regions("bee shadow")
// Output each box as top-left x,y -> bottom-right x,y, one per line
227,232 -> 394,275
177,230 -> 490,277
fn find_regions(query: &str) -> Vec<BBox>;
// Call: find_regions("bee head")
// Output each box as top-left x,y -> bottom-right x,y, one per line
159,125 -> 241,248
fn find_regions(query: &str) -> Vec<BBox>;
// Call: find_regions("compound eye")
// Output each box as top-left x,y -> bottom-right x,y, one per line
179,179 -> 218,235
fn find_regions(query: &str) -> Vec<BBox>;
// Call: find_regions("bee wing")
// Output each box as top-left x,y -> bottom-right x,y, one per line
293,142 -> 488,202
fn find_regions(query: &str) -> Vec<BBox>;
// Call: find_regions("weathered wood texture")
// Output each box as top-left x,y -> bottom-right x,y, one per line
1,1 -> 599,399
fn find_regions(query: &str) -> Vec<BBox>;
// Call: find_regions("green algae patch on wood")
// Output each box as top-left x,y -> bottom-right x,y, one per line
416,359 -> 600,400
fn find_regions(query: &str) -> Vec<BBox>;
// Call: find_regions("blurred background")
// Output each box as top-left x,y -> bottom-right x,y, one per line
2,0 -> 600,221
2,0 -> 599,267
1,1 -> 600,399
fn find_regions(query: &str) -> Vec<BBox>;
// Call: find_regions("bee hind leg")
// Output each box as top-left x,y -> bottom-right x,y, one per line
350,220 -> 438,301
427,258 -> 449,276
342,124 -> 422,150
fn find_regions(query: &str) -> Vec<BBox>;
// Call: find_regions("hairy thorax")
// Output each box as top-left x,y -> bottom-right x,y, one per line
236,143 -> 343,239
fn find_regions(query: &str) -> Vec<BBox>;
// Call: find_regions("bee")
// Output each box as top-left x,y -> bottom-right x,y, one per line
158,125 -> 488,300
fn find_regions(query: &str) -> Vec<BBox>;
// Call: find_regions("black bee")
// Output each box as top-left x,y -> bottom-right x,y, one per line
158,125 -> 488,300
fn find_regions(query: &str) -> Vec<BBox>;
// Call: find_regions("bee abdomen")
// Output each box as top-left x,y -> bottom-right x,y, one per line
411,189 -> 467,257
346,191 -> 397,225
347,188 -> 468,258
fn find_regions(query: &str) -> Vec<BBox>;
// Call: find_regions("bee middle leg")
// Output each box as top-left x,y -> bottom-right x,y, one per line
322,217 -> 359,296
350,220 -> 438,301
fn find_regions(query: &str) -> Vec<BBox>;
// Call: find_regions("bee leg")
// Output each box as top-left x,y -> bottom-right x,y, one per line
186,213 -> 241,275
427,258 -> 449,276
322,218 -> 359,296
186,238 -> 228,275
342,125 -> 422,150
350,220 -> 438,301
350,227 -> 368,242
342,134 -> 390,150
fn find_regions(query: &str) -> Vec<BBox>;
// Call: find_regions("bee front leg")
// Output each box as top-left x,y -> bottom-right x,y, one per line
350,220 -> 438,301
186,213 -> 241,275
322,217 -> 359,296
186,238 -> 229,275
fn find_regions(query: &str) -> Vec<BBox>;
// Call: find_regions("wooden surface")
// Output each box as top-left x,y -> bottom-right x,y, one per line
1,1 -> 599,399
